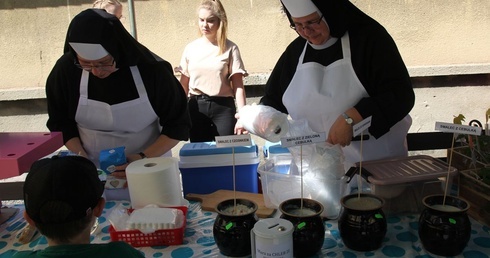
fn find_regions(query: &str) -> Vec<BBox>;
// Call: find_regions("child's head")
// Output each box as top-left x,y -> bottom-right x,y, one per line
23,156 -> 104,243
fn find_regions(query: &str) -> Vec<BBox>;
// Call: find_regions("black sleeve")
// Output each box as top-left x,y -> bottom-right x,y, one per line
260,37 -> 305,114
45,54 -> 83,144
140,61 -> 191,141
350,24 -> 415,138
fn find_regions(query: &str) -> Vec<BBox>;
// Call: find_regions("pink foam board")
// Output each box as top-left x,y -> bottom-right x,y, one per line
0,132 -> 63,179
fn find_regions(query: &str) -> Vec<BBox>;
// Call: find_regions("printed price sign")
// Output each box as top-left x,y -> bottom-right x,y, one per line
280,132 -> 326,148
353,116 -> 372,137
215,134 -> 252,148
435,122 -> 482,136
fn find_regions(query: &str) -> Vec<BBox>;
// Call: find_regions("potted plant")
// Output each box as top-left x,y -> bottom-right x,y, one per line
445,110 -> 490,227
448,110 -> 490,170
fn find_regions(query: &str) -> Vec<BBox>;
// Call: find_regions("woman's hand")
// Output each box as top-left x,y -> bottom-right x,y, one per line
234,113 -> 249,135
110,153 -> 142,178
327,109 -> 362,146
327,115 -> 354,147
65,137 -> 89,158
110,163 -> 129,178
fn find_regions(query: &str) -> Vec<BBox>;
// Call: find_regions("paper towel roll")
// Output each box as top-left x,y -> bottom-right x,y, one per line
238,104 -> 289,142
126,157 -> 184,209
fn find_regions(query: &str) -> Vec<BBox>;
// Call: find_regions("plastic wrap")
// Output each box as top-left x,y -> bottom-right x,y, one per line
284,119 -> 348,218
286,119 -> 345,179
238,104 -> 289,142
108,203 -> 130,231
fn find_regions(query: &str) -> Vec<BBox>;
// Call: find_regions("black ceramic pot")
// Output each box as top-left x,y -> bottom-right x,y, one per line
338,193 -> 387,251
419,194 -> 471,256
279,198 -> 325,258
213,198 -> 258,257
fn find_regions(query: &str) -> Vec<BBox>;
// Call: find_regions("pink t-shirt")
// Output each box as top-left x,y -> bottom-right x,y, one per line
177,37 -> 247,97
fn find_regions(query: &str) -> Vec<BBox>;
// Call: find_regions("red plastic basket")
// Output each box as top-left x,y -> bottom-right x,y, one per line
109,206 -> 187,247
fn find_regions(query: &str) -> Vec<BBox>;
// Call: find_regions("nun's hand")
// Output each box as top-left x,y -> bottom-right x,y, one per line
110,152 -> 147,178
327,115 -> 353,147
111,163 -> 129,178
234,113 -> 249,135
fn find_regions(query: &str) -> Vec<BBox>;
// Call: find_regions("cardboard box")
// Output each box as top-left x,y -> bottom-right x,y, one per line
103,176 -> 131,201
103,188 -> 131,201
179,142 -> 259,196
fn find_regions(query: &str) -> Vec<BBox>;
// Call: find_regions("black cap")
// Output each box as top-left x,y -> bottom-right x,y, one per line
24,156 -> 104,224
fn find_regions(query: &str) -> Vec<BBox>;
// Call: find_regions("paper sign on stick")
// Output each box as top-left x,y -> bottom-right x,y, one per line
215,134 -> 252,148
353,116 -> 372,137
280,132 -> 326,148
435,122 -> 482,136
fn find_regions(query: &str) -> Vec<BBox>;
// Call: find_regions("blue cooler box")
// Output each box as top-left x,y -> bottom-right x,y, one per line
179,142 -> 260,196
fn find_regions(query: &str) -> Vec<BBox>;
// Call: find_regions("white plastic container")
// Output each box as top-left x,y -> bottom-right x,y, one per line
126,207 -> 184,233
251,218 -> 293,258
350,155 -> 459,214
258,155 -> 348,219
263,141 -> 291,160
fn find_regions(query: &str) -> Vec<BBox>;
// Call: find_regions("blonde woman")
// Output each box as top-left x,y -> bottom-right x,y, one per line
93,0 -> 123,19
176,0 -> 248,142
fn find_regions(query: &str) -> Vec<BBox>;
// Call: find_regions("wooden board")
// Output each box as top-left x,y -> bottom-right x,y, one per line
185,190 -> 276,218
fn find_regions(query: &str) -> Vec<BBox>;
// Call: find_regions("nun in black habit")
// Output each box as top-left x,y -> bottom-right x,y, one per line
46,9 -> 190,171
258,0 -> 415,167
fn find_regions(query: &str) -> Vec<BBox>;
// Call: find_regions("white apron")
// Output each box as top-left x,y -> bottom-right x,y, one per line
75,66 -> 162,166
282,33 -> 411,168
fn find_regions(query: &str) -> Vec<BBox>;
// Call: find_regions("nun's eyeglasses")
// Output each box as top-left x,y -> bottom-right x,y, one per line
74,58 -> 115,71
290,15 -> 324,31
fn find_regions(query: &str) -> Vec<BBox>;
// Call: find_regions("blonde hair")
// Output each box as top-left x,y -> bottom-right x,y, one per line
93,0 -> 123,19
198,0 -> 228,55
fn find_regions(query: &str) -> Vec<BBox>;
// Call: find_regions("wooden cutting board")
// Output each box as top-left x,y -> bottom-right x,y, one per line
185,190 -> 276,218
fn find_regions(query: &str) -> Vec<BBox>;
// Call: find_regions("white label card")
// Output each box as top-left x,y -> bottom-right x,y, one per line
280,132 -> 326,147
435,122 -> 482,136
215,134 -> 252,148
353,116 -> 372,137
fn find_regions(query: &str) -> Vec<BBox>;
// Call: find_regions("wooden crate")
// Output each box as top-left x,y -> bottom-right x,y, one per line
459,169 -> 490,227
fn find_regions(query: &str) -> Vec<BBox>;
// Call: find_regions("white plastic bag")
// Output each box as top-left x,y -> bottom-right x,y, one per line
238,104 -> 289,142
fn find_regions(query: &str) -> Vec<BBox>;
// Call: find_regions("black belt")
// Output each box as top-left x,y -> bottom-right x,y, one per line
189,94 -> 232,100
189,94 -> 211,100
